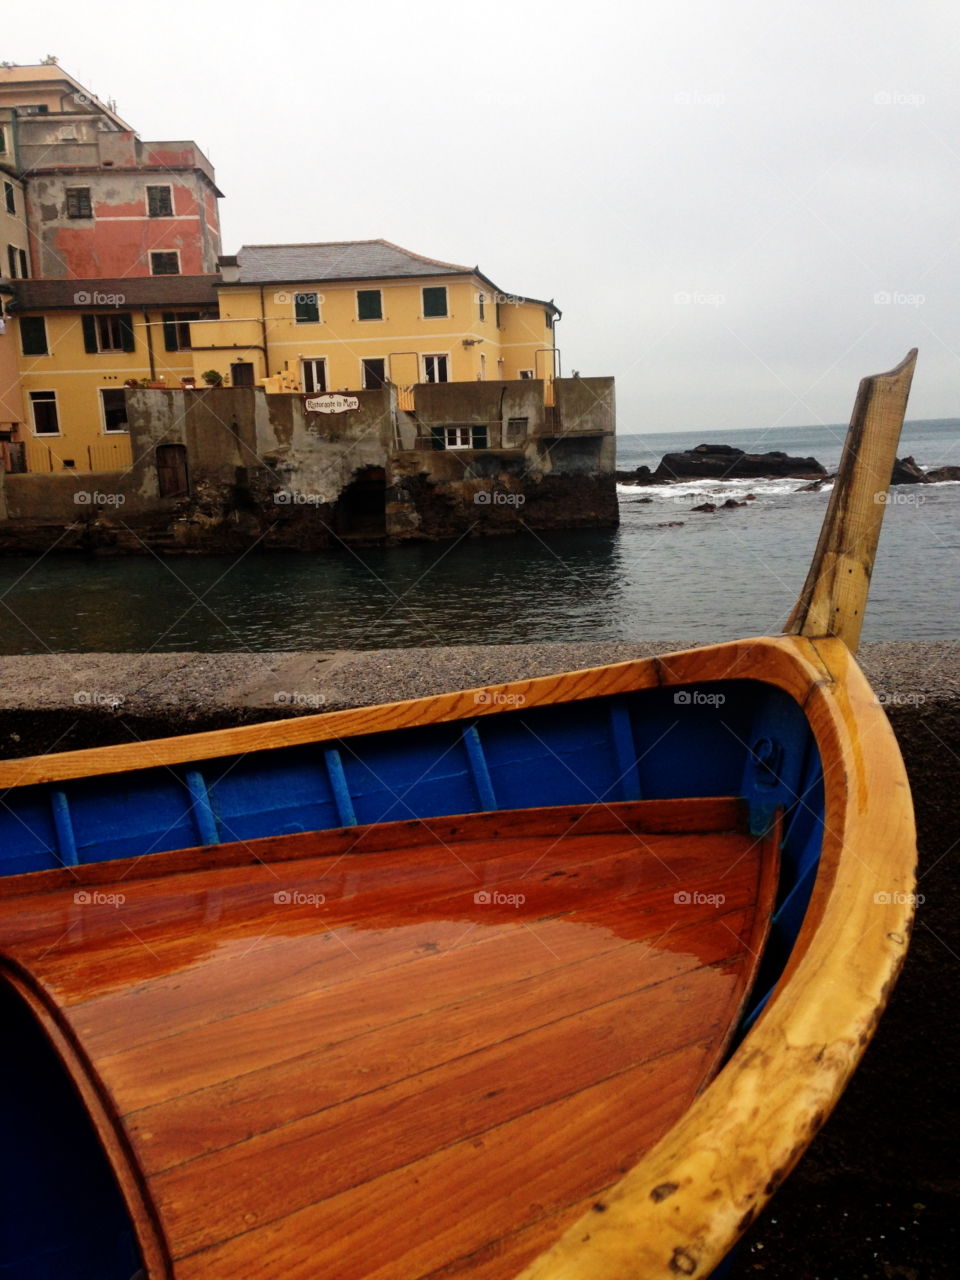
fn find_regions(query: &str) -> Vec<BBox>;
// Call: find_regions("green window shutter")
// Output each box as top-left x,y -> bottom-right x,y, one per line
357,289 -> 382,320
20,315 -> 48,356
423,287 -> 447,317
295,293 -> 319,323
431,426 -> 445,451
162,312 -> 178,351
120,313 -> 136,352
81,314 -> 98,353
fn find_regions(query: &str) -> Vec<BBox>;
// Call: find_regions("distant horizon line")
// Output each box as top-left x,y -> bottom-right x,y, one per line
616,416 -> 958,437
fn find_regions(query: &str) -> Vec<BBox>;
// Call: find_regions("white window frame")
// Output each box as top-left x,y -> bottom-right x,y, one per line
301,358 -> 328,394
150,249 -> 181,276
361,357 -> 387,389
518,369 -> 535,379
99,386 -> 129,434
444,426 -> 472,450
146,184 -> 174,218
422,353 -> 450,384
421,285 -> 448,319
356,288 -> 383,321
96,314 -> 126,353
29,390 -> 60,437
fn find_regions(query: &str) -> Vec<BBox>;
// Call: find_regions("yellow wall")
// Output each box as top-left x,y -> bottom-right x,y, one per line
190,275 -> 556,393
6,278 -> 558,472
13,308 -> 205,471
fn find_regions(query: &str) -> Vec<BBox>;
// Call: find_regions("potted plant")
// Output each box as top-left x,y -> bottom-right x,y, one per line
201,369 -> 224,387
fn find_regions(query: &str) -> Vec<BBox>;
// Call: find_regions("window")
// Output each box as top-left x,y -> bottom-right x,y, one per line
545,309 -> 554,330
150,251 -> 180,275
294,292 -> 320,323
477,292 -> 485,322
65,187 -> 92,219
362,357 -> 386,389
431,424 -> 488,450
16,104 -> 48,115
423,354 -> 449,384
357,289 -> 382,321
495,302 -> 502,329
19,315 -> 48,356
231,362 -> 255,387
519,369 -> 535,379
82,312 -> 136,353
161,312 -> 199,351
0,126 -> 6,153
422,286 -> 448,318
29,390 -> 59,435
3,182 -> 14,215
302,358 -> 327,394
147,185 -> 173,217
100,388 -> 128,433
7,245 -> 28,278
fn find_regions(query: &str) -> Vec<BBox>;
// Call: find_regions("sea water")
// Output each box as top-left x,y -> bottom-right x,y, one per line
0,420 -> 957,652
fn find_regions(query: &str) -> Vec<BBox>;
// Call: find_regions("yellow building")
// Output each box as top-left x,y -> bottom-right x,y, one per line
1,108 -> 28,460
4,241 -> 561,473
10,276 -> 218,471
197,240 -> 560,399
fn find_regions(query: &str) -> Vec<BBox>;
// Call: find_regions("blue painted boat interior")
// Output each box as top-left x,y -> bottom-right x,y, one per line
0,677 -> 824,1280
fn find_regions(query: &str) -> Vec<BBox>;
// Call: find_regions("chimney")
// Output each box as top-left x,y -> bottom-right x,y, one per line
218,254 -> 240,283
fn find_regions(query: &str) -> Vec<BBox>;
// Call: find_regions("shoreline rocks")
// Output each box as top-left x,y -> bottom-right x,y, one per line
617,444 -> 826,484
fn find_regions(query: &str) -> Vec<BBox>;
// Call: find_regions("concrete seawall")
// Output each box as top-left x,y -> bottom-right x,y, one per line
0,640 -> 956,1277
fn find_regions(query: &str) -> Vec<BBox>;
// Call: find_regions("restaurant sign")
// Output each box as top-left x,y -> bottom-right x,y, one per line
304,394 -> 359,414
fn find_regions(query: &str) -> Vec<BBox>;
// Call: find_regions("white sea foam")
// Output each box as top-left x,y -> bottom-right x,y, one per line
617,475 -> 825,502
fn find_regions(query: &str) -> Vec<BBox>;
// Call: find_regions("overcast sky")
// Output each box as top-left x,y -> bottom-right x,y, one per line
8,0 -> 960,432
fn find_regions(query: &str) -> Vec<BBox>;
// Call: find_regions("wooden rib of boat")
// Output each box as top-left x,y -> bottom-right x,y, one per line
0,351 -> 918,1280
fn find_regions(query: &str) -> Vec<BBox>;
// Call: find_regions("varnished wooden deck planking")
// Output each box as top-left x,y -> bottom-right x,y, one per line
0,799 -> 777,1279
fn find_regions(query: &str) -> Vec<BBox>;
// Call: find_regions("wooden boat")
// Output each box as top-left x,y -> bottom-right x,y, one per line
0,351 -> 919,1280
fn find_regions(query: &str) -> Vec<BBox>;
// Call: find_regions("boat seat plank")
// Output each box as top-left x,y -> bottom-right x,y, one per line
0,798 -> 778,1280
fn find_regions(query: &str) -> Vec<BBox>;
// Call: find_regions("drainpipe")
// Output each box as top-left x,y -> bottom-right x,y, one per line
259,286 -> 270,378
143,309 -> 156,380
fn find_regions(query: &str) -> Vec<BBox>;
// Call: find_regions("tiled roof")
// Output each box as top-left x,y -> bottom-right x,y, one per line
233,239 -> 476,285
11,276 -> 221,310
